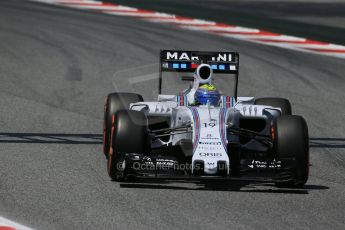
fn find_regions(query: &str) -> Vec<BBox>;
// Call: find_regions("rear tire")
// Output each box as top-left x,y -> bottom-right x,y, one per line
107,110 -> 149,181
275,115 -> 309,187
254,97 -> 292,115
103,93 -> 143,158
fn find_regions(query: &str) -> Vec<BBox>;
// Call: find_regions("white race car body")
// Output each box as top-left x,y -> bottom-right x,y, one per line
104,50 -> 309,185
130,96 -> 281,175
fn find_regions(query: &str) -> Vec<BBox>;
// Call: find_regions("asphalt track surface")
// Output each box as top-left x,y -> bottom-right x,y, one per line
1,0 -> 345,229
110,0 -> 345,45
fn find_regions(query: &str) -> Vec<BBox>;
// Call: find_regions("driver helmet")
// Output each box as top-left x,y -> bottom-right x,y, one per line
194,84 -> 221,106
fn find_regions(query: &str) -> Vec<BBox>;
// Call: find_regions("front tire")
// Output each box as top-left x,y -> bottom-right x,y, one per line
107,110 -> 149,181
275,115 -> 309,187
103,93 -> 143,158
255,97 -> 292,115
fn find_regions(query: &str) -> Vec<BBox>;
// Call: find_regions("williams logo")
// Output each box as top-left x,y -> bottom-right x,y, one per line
199,141 -> 222,145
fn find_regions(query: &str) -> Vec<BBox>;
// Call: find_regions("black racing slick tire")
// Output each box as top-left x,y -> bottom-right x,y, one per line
254,97 -> 292,115
107,110 -> 149,181
275,115 -> 309,187
103,93 -> 143,158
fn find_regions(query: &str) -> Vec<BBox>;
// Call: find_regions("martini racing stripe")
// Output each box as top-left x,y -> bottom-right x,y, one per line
219,108 -> 228,151
189,108 -> 200,152
222,96 -> 234,108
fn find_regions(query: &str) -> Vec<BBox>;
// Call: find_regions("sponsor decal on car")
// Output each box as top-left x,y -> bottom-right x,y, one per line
199,152 -> 223,157
247,160 -> 282,169
199,141 -> 222,145
166,51 -> 233,62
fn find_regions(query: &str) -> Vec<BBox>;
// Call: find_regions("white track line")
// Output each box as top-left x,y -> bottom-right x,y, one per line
31,0 -> 345,59
0,216 -> 35,230
147,18 -> 217,25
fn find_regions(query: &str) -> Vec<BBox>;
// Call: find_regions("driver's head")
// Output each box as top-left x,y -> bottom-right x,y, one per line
194,84 -> 221,106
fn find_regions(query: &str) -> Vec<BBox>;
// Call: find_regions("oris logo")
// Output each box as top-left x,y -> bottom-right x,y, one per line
199,153 -> 222,157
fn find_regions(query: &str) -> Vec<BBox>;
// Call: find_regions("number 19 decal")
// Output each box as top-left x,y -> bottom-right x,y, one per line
203,122 -> 216,128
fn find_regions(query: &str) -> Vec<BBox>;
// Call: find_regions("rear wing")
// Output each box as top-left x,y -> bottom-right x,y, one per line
158,50 -> 240,98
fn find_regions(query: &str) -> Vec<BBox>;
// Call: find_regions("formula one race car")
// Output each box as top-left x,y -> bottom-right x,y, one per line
103,50 -> 309,187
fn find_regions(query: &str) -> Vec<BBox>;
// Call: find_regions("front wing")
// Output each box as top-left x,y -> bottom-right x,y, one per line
117,152 -> 296,183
